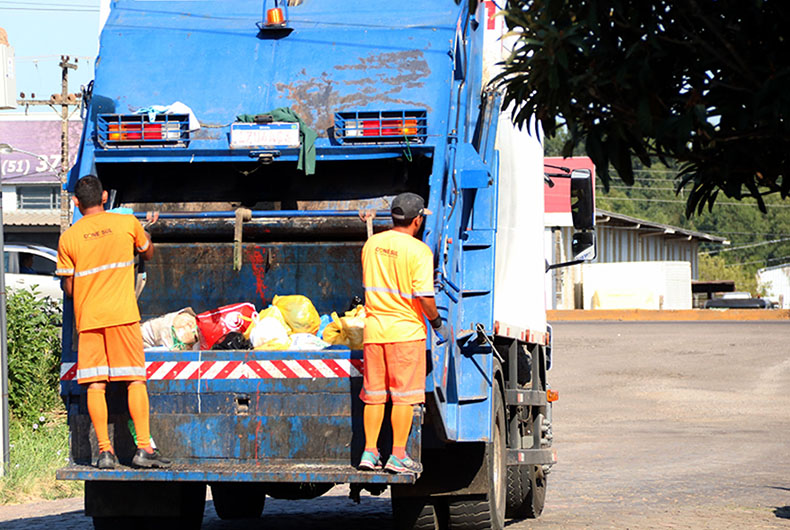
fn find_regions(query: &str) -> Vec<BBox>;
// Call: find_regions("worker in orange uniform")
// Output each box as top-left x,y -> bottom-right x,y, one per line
358,192 -> 450,474
56,175 -> 171,469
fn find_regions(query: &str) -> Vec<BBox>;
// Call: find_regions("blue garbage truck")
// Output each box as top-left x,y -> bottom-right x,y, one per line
57,1 -> 596,529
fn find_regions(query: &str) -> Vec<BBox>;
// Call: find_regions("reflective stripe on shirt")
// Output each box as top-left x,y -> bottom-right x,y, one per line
74,259 -> 135,278
365,286 -> 414,300
56,267 -> 75,276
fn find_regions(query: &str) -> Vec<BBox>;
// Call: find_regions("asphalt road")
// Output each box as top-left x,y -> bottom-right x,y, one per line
1,321 -> 789,529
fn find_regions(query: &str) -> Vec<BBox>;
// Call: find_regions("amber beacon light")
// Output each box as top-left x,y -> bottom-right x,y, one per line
263,0 -> 288,28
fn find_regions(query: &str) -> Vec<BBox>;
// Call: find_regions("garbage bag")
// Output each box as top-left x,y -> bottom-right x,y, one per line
317,314 -> 332,339
212,331 -> 253,350
250,316 -> 292,351
323,305 -> 365,349
272,295 -> 321,334
141,308 -> 199,350
244,305 -> 291,339
196,302 -> 256,349
289,333 -> 330,350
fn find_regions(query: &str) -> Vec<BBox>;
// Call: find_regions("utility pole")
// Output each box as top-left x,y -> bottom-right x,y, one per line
17,55 -> 81,233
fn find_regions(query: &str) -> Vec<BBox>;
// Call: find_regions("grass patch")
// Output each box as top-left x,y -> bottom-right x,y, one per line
0,409 -> 83,504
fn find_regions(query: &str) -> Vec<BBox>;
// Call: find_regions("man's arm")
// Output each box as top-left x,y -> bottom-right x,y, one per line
416,296 -> 440,322
63,276 -> 74,298
417,295 -> 450,344
138,231 -> 154,261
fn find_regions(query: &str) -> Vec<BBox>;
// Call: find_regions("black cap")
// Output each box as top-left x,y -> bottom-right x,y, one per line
391,193 -> 432,221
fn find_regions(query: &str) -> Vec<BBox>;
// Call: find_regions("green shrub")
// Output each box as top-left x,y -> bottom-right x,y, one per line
0,412 -> 82,503
6,288 -> 63,421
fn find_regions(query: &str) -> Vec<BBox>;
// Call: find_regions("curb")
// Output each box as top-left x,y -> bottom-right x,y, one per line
547,309 -> 790,321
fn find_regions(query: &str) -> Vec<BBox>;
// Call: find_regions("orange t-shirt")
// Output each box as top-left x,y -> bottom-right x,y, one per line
56,211 -> 150,332
362,230 -> 435,344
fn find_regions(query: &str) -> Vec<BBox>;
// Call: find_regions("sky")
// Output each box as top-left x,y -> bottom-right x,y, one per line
0,0 -> 109,112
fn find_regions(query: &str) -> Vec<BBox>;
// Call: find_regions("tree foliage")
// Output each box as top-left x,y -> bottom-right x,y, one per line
495,0 -> 790,216
592,158 -> 790,284
698,254 -> 762,295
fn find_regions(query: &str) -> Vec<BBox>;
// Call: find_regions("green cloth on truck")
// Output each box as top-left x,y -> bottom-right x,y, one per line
236,108 -> 317,175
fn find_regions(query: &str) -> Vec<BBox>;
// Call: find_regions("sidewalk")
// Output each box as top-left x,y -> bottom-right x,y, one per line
547,309 -> 790,321
0,497 -> 82,523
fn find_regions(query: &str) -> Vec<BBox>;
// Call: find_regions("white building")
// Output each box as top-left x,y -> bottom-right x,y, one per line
757,263 -> 790,309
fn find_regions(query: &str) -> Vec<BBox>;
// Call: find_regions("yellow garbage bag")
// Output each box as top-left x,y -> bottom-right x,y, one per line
251,318 -> 292,350
244,305 -> 291,339
272,294 -> 321,334
243,305 -> 293,350
323,305 -> 365,349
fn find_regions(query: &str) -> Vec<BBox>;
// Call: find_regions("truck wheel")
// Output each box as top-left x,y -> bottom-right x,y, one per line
447,380 -> 506,530
505,464 -> 546,518
210,483 -> 266,519
392,496 -> 446,530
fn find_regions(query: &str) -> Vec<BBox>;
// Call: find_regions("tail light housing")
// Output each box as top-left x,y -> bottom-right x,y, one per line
97,114 -> 190,148
335,110 -> 427,144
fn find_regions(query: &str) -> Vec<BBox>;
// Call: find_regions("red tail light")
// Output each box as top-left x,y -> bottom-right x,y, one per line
361,119 -> 419,137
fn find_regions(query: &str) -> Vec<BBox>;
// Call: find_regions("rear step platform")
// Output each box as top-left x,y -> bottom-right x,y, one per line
57,462 -> 418,484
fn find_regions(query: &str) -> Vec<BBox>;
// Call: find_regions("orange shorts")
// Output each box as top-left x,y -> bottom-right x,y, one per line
77,322 -> 146,384
360,340 -> 426,405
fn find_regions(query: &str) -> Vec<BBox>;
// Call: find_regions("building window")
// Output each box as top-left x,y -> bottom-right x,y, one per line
16,186 -> 59,209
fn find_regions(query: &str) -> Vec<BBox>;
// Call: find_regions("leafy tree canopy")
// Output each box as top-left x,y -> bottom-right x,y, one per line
495,0 -> 790,216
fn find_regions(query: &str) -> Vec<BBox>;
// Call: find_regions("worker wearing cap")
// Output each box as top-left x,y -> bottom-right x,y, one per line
56,175 -> 170,470
358,192 -> 450,474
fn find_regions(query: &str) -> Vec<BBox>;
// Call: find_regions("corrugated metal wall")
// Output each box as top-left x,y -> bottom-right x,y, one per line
557,225 -> 700,277
549,225 -> 701,309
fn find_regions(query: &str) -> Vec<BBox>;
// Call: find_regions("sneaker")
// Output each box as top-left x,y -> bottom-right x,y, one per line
384,454 -> 422,474
358,450 -> 382,471
132,448 -> 172,469
96,451 -> 117,470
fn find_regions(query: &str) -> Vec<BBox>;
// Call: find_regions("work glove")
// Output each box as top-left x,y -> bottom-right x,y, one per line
433,321 -> 451,345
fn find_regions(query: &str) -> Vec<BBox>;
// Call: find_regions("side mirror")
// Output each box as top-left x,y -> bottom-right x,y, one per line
572,231 -> 596,261
570,168 -> 595,230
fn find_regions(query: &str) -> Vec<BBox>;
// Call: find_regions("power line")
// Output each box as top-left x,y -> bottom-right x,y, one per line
597,196 -> 790,208
0,5 -> 98,12
598,185 -> 680,191
702,237 -> 790,255
17,55 -> 95,62
0,1 -> 97,6
708,231 -> 790,236
725,255 -> 790,267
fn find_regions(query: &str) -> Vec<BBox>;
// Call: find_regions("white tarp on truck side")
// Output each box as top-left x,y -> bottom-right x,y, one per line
493,112 -> 548,337
484,2 -> 548,338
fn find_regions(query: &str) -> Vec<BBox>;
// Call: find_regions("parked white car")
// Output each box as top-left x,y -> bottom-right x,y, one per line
3,243 -> 62,305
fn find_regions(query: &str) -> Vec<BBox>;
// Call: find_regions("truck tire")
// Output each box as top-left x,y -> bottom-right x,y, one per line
446,380 -> 506,530
392,496 -> 446,530
505,464 -> 546,518
210,483 -> 266,519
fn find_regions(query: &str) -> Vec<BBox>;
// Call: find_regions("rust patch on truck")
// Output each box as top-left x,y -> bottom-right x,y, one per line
245,247 -> 270,306
275,49 -> 432,135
